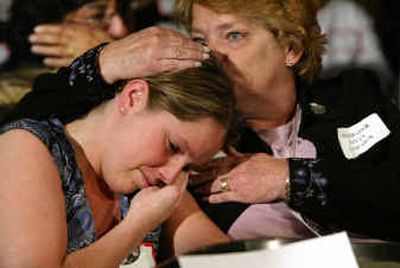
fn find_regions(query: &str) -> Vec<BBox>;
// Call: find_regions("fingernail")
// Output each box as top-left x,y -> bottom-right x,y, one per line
203,46 -> 210,52
194,61 -> 202,67
34,26 -> 43,33
28,34 -> 35,42
203,53 -> 210,60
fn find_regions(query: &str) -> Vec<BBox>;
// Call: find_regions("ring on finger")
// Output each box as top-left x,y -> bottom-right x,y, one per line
218,178 -> 230,192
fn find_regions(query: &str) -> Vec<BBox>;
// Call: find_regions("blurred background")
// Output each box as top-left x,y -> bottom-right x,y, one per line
0,0 -> 399,105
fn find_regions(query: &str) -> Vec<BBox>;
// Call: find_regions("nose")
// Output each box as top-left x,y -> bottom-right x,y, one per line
207,38 -> 228,56
157,157 -> 187,185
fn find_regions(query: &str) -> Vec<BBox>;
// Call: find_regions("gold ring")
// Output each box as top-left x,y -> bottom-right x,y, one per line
219,178 -> 230,192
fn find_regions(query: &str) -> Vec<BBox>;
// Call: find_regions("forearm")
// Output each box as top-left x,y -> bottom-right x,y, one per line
164,191 -> 230,256
64,216 -> 149,268
288,158 -> 400,240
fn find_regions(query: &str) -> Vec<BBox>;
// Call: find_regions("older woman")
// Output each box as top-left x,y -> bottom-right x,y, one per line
5,1 -> 400,242
0,58 -> 236,266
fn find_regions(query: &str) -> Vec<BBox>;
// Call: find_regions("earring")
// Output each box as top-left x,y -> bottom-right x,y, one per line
120,106 -> 125,113
286,59 -> 295,67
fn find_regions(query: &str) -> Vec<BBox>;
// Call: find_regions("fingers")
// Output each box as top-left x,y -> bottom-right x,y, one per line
208,191 -> 236,203
158,59 -> 202,72
31,45 -> 67,57
156,45 -> 209,72
43,57 -> 72,68
171,172 -> 189,191
204,176 -> 236,203
33,24 -> 64,34
162,43 -> 209,60
29,33 -> 61,45
29,25 -> 70,45
209,176 -> 233,194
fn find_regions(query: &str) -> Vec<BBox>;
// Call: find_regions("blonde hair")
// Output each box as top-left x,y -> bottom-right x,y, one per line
175,0 -> 326,84
116,57 -> 239,145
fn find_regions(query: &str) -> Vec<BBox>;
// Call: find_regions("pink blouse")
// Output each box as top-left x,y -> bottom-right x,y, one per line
228,106 -> 317,240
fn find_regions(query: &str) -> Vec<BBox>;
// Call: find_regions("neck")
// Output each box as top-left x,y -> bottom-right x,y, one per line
65,103 -> 114,196
242,79 -> 297,131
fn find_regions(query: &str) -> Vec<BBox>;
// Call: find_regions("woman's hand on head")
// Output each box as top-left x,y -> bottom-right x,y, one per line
98,26 -> 210,84
126,172 -> 189,233
190,153 -> 289,204
29,23 -> 113,68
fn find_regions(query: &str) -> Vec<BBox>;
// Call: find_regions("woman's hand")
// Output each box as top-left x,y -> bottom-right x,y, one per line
29,23 -> 113,68
190,153 -> 289,204
98,26 -> 210,84
126,172 -> 189,233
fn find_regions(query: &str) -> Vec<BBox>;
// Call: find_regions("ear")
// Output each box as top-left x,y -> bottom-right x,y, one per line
284,41 -> 304,67
117,79 -> 149,115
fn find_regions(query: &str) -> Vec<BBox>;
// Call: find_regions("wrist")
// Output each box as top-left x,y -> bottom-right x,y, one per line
284,174 -> 291,203
98,43 -> 116,84
276,158 -> 290,202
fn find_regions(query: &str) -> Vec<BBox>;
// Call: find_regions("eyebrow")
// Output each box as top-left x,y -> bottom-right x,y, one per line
81,2 -> 108,12
192,21 -> 239,34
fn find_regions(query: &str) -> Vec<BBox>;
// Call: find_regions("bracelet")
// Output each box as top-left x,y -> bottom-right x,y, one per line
284,175 -> 291,203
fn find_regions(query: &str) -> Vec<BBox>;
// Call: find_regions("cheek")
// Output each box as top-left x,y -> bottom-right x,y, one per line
227,44 -> 269,86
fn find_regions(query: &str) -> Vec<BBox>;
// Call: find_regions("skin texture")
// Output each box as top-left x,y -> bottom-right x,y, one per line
29,0 -> 124,68
98,26 -> 210,84
70,3 -> 301,205
188,4 -> 303,203
0,80 -> 229,267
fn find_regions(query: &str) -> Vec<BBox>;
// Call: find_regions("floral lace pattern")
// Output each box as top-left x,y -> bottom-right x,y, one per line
288,158 -> 328,209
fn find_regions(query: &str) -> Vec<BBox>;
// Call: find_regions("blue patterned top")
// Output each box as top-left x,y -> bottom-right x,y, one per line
0,118 -> 160,254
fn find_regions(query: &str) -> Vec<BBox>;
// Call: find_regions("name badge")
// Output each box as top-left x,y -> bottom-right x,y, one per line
120,242 -> 156,268
337,113 -> 390,159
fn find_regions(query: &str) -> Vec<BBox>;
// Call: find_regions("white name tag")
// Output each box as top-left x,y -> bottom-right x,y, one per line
120,243 -> 156,268
337,113 -> 390,159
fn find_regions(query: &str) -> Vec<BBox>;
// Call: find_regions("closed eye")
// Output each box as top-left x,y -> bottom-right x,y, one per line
192,36 -> 207,46
168,140 -> 182,155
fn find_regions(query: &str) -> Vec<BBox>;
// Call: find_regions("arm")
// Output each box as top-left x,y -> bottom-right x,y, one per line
162,191 -> 230,256
0,130 -> 68,267
4,27 -> 208,124
0,130 -> 190,267
29,23 -> 113,68
288,156 -> 400,241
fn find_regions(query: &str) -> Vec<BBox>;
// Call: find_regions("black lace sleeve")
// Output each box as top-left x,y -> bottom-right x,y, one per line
288,158 -> 328,210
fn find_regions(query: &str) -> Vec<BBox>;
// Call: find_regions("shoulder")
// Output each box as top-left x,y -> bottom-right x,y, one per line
0,118 -> 66,182
0,127 -> 67,266
0,125 -> 59,174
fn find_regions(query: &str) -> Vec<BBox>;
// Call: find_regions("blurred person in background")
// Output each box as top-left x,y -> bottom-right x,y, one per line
317,0 -> 393,97
0,0 -> 118,121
